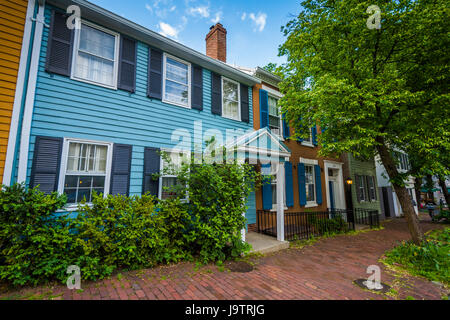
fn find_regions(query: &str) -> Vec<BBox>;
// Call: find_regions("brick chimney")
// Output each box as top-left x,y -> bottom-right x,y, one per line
205,23 -> 227,63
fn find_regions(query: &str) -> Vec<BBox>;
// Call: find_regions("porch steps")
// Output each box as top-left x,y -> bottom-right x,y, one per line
246,232 -> 290,255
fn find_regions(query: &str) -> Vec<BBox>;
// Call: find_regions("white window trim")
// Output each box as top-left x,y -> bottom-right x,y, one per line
158,150 -> 189,202
221,76 -> 241,121
270,172 -> 287,211
268,94 -> 284,140
301,127 -> 314,147
300,158 -> 318,207
58,138 -> 114,211
162,53 -> 191,109
71,20 -> 120,90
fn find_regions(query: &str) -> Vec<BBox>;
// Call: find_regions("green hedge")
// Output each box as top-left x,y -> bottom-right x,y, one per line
0,160 -> 258,286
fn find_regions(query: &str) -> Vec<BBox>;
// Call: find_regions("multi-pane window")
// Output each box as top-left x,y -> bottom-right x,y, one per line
63,142 -> 109,204
396,153 -> 411,171
357,175 -> 367,202
73,23 -> 118,88
222,78 -> 240,120
356,175 -> 378,202
163,54 -> 190,107
160,151 -> 188,200
305,165 -> 316,203
268,96 -> 281,136
301,128 -> 313,145
367,176 -> 377,201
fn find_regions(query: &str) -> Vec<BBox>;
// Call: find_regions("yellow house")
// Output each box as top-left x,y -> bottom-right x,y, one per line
0,0 -> 30,182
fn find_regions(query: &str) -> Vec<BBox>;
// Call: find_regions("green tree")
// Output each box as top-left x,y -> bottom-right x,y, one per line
278,0 -> 449,244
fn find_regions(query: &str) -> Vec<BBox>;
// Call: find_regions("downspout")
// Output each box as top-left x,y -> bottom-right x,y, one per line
2,0 -> 37,185
16,0 -> 47,184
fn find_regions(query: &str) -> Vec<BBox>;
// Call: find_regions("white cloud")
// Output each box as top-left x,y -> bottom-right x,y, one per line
169,5 -> 176,12
146,0 -> 175,18
145,4 -> 153,13
188,6 -> 210,18
249,12 -> 267,32
211,11 -> 222,24
241,13 -> 246,21
158,22 -> 179,38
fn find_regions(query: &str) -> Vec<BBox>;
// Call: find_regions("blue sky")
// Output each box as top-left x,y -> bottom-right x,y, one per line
88,0 -> 302,69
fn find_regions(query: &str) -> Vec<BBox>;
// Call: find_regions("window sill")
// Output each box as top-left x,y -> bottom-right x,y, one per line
301,142 -> 315,148
162,98 -> 191,109
71,75 -> 118,91
221,114 -> 241,122
305,203 -> 318,208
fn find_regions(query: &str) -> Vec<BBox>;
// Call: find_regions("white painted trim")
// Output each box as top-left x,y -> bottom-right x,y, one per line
221,76 -> 241,121
3,0 -> 35,185
267,94 -> 284,140
276,162 -> 285,242
17,2 -> 46,183
300,157 -> 318,166
58,138 -> 113,209
323,161 -> 346,210
262,84 -> 283,99
71,20 -> 120,90
162,52 -> 192,109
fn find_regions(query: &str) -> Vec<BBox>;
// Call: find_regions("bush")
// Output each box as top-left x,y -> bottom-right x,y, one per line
384,228 -> 450,284
0,156 -> 260,286
0,184 -> 69,286
307,214 -> 349,235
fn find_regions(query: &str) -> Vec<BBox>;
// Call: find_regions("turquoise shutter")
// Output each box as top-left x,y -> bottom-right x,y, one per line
261,163 -> 272,210
314,164 -> 322,205
259,89 -> 269,128
312,125 -> 318,146
298,163 -> 307,206
285,162 -> 294,207
282,114 -> 290,139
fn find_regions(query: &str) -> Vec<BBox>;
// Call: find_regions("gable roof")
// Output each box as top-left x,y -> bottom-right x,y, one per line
48,0 -> 261,86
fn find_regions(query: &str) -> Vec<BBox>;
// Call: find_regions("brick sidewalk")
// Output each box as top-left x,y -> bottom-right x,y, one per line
1,217 -> 447,300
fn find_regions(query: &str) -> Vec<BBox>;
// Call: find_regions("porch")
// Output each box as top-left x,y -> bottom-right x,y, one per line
256,208 -> 380,241
246,232 -> 290,254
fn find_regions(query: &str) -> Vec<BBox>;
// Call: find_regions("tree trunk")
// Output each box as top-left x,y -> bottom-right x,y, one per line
376,138 -> 423,244
414,177 -> 422,210
438,176 -> 450,208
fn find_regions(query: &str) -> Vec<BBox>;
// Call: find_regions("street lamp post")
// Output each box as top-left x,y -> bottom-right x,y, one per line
345,177 -> 354,228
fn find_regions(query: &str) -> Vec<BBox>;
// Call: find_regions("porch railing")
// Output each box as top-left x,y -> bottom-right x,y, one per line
256,208 -> 380,241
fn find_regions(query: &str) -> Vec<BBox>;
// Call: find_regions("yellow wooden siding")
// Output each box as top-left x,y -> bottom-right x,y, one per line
0,0 -> 28,181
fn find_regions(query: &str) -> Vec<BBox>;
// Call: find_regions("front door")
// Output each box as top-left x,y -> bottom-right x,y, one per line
329,181 -> 336,210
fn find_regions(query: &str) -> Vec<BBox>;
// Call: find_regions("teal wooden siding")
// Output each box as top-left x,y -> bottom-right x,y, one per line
23,5 -> 253,195
246,191 -> 256,225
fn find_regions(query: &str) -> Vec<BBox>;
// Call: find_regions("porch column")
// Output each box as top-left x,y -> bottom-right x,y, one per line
276,162 -> 285,242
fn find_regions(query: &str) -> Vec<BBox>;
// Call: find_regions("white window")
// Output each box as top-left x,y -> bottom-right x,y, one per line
72,21 -> 119,89
302,127 -> 313,146
367,176 -> 377,201
305,164 -> 316,204
222,77 -> 240,121
163,54 -> 191,108
59,139 -> 113,206
268,96 -> 282,137
271,175 -> 286,210
159,151 -> 189,200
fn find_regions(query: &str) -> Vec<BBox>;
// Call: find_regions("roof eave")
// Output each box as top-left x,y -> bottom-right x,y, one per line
47,0 -> 261,86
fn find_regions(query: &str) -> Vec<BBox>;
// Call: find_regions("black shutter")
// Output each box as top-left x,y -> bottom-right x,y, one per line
147,48 -> 163,99
30,136 -> 63,194
45,10 -> 74,76
191,65 -> 203,111
211,72 -> 222,115
110,144 -> 132,196
240,84 -> 249,123
118,36 -> 137,92
143,147 -> 160,196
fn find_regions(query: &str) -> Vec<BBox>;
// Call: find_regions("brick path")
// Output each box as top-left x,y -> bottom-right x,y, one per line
0,216 -> 447,300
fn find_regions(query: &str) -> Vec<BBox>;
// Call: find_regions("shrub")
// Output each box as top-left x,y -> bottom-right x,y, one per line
384,228 -> 450,284
307,213 -> 349,235
0,184 -> 69,286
